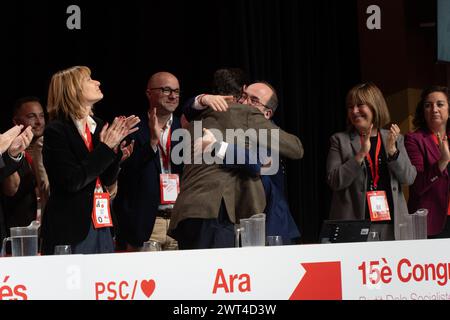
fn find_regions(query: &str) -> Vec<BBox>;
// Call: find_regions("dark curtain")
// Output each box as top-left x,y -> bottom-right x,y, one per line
1,0 -> 360,243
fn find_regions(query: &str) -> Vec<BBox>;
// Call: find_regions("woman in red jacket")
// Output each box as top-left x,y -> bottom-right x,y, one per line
405,86 -> 450,238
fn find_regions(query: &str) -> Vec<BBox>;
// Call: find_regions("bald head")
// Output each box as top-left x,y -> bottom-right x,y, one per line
146,71 -> 180,115
240,82 -> 279,119
246,83 -> 274,102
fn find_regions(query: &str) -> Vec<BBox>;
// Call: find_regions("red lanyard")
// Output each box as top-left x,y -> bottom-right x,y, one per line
24,151 -> 33,167
362,132 -> 381,190
432,134 -> 439,146
158,127 -> 172,171
83,123 -> 102,190
432,133 -> 445,146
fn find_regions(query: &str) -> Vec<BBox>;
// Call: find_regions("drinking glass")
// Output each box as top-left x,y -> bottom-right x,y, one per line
234,224 -> 242,248
266,235 -> 283,246
367,231 -> 380,242
54,245 -> 72,255
141,240 -> 162,252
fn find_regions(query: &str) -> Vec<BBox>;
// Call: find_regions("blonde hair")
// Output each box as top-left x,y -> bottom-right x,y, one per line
346,82 -> 390,129
47,66 -> 93,121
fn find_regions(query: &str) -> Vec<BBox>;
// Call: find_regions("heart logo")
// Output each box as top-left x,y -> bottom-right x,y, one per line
140,279 -> 156,298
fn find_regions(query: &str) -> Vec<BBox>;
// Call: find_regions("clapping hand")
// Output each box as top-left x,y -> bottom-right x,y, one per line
115,140 -> 135,163
387,124 -> 400,156
100,115 -> 140,150
359,124 -> 373,155
8,126 -> 34,157
355,124 -> 373,164
437,132 -> 450,163
147,107 -> 161,147
0,125 -> 23,154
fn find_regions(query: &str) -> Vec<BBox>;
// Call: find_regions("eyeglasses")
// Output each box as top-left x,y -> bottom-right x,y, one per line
149,87 -> 181,97
238,92 -> 271,109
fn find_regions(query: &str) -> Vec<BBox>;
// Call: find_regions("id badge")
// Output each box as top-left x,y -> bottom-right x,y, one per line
366,191 -> 391,222
160,174 -> 180,204
92,193 -> 113,228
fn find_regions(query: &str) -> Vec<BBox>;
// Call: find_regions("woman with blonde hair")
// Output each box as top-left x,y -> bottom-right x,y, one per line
326,82 -> 416,240
41,66 -> 139,254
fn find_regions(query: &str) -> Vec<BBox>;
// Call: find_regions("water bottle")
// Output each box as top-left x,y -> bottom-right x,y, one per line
413,209 -> 428,240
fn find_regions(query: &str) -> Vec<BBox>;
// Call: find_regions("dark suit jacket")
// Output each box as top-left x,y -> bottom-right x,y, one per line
113,116 -> 183,247
0,154 -> 25,245
223,144 -> 301,243
3,159 -> 37,232
405,128 -> 450,236
182,97 -> 197,122
169,103 -> 304,234
41,116 -> 121,254
262,162 -> 301,244
0,154 -> 24,181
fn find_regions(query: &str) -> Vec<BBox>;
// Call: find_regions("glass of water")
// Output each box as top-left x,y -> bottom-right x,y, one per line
367,232 -> 380,242
266,235 -> 283,246
54,245 -> 72,255
141,240 -> 162,252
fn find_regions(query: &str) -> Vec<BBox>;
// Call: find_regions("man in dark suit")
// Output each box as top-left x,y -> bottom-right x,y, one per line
3,97 -> 47,233
169,82 -> 304,249
0,124 -> 34,252
114,72 -> 183,250
238,82 -> 301,244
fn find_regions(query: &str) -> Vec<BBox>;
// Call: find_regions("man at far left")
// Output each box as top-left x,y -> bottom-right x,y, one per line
3,97 -> 48,233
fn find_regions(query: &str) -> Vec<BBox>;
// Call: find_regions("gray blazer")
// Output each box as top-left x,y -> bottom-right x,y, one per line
326,129 -> 417,239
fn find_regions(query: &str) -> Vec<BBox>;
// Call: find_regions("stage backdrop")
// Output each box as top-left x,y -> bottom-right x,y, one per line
0,0 -> 360,243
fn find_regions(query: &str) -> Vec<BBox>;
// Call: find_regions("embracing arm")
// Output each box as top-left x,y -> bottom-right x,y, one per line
248,110 -> 304,160
222,143 -> 263,177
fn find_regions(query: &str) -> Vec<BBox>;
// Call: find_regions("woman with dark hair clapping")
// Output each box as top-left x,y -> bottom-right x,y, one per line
405,86 -> 450,238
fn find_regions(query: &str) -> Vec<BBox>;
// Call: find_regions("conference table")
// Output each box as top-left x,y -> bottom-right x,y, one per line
0,239 -> 449,301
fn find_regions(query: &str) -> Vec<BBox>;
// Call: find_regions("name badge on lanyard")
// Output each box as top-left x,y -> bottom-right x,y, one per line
92,191 -> 113,228
158,127 -> 179,204
363,132 -> 391,222
366,190 -> 391,222
160,174 -> 180,204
